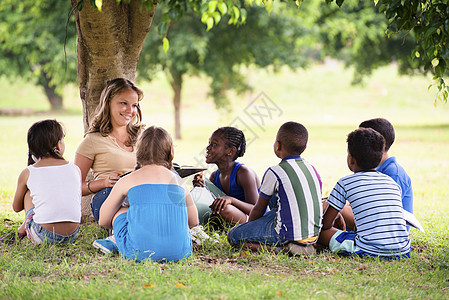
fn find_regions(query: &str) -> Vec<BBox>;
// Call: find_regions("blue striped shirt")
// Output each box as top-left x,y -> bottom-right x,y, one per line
328,171 -> 411,257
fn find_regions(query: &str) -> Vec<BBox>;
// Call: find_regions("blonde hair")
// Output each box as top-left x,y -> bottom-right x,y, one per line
88,78 -> 144,146
136,126 -> 174,169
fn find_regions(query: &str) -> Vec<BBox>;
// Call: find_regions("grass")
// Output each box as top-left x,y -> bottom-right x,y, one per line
1,62 -> 448,299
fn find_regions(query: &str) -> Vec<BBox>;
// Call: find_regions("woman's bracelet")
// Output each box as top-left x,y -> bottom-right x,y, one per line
87,180 -> 95,194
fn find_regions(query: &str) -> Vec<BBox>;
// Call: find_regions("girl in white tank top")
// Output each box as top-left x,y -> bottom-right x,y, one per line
0,119 -> 81,245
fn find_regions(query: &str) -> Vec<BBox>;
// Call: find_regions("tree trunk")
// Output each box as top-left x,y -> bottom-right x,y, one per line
40,75 -> 63,111
71,0 -> 156,132
170,73 -> 183,140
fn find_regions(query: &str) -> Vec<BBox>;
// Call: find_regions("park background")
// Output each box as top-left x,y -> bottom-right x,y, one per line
0,0 -> 449,298
1,62 -> 448,298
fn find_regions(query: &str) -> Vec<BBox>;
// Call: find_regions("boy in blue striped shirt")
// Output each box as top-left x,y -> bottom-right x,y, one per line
317,128 -> 411,259
228,122 -> 322,255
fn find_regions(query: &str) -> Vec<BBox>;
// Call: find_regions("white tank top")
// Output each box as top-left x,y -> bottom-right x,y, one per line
27,162 -> 81,224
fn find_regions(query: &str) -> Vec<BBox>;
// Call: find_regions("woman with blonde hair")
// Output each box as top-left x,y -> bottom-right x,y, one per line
75,78 -> 145,223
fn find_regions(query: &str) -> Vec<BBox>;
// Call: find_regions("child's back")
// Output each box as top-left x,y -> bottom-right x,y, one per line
359,118 -> 413,214
318,127 -> 411,259
228,122 -> 322,254
27,163 -> 81,225
97,126 -> 198,262
327,171 -> 410,256
261,156 -> 322,241
116,169 -> 192,262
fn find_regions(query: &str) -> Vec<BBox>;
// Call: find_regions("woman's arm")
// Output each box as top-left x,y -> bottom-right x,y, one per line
12,169 -> 30,213
74,153 -> 95,196
75,153 -> 119,196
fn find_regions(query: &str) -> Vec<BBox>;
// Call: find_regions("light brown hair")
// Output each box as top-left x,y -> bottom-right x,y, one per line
88,78 -> 144,146
136,126 -> 174,169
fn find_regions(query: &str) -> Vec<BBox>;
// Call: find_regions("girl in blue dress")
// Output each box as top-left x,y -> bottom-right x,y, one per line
193,127 -> 260,225
98,126 -> 199,262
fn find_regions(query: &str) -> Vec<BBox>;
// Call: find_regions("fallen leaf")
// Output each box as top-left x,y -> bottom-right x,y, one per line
175,283 -> 185,288
276,290 -> 283,295
143,284 -> 154,289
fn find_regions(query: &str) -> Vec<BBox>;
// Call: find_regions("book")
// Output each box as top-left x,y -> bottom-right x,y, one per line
173,163 -> 206,178
403,210 -> 425,232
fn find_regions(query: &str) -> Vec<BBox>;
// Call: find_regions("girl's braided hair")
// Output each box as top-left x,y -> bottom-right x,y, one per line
215,126 -> 246,160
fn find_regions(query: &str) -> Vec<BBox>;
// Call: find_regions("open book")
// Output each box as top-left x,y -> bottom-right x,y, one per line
173,163 -> 206,178
403,210 -> 425,232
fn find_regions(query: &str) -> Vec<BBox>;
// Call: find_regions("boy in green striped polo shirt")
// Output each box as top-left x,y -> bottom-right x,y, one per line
228,122 -> 322,255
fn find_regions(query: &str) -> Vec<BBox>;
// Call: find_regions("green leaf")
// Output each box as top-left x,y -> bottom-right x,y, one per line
207,17 -> 214,30
158,22 -> 168,38
208,1 -> 217,13
95,0 -> 102,11
218,2 -> 227,15
213,12 -> 221,25
145,0 -> 154,12
232,6 -> 240,21
240,8 -> 247,23
295,0 -> 304,7
265,0 -> 273,15
163,37 -> 169,53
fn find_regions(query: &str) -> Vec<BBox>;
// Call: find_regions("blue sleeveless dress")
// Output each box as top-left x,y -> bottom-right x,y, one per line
113,184 -> 192,262
213,162 -> 246,201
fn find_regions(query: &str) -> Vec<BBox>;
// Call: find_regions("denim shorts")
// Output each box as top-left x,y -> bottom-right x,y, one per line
329,230 -> 410,260
91,187 -> 112,222
25,207 -> 80,244
228,209 -> 287,246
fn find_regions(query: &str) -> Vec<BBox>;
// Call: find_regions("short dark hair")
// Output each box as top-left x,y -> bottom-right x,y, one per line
277,121 -> 308,155
347,128 -> 385,170
214,127 -> 246,160
27,119 -> 65,165
136,126 -> 173,169
359,118 -> 395,151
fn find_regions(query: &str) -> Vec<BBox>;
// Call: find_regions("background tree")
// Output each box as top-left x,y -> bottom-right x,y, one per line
137,3 -> 316,139
0,0 -> 77,110
314,0 -> 421,85
322,0 -> 449,101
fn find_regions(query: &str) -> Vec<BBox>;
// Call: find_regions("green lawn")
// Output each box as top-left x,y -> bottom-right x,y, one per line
0,63 -> 448,299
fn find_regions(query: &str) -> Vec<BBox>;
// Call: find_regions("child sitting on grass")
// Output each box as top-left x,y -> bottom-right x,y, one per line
192,126 -> 260,226
317,128 -> 411,259
1,119 -> 81,244
97,126 -> 199,262
227,122 -> 322,255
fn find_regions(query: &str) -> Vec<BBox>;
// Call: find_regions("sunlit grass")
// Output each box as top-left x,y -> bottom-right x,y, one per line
0,62 -> 448,298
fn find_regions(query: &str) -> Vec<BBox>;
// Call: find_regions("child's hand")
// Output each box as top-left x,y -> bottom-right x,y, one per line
103,173 -> 120,188
192,173 -> 205,187
209,196 -> 232,214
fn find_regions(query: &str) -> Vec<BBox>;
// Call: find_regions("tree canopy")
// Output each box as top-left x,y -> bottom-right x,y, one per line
325,0 -> 449,101
137,3 -> 315,138
0,0 -> 77,110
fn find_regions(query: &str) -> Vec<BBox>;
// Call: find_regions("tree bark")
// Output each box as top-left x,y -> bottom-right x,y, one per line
71,0 -> 156,132
40,75 -> 63,111
169,73 -> 183,140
